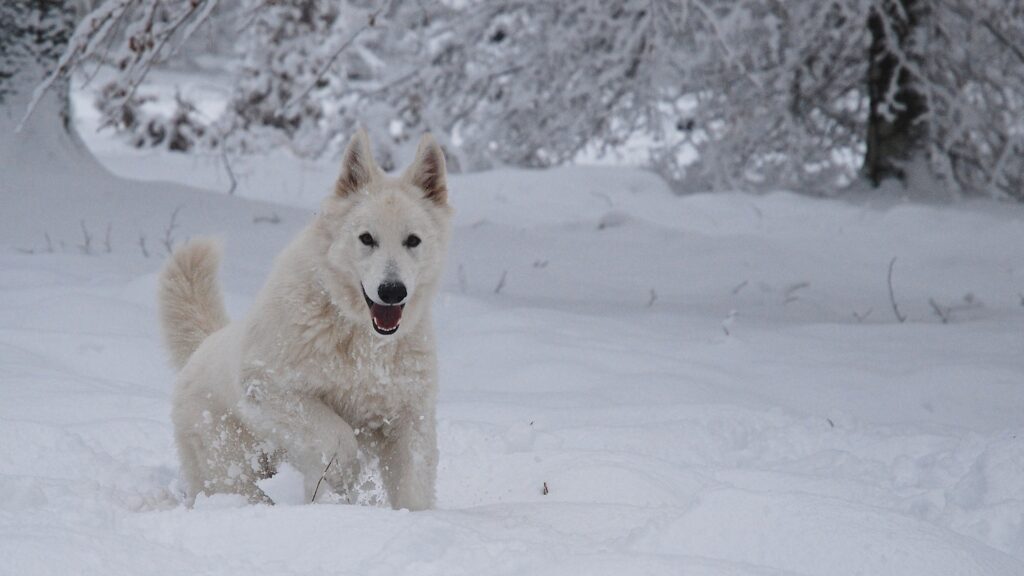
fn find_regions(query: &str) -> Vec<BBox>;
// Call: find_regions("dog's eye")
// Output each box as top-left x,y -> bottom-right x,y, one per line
359,232 -> 376,247
404,234 -> 421,248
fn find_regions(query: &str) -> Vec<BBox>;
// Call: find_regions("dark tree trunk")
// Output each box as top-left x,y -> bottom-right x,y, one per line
863,0 -> 929,186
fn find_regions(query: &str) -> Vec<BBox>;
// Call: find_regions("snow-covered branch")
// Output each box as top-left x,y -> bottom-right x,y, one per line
26,0 -> 1024,199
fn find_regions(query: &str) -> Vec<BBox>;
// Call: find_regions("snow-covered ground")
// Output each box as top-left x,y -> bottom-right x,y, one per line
2,106 -> 1024,574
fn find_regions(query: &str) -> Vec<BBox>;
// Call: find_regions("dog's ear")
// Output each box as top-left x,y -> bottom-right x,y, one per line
404,133 -> 448,205
335,128 -> 378,197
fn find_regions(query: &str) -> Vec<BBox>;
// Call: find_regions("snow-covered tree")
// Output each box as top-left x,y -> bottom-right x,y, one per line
1,1 -> 74,118
214,0 -> 344,157
0,0 -> 90,172
924,1 -> 1024,199
25,0 -> 1024,200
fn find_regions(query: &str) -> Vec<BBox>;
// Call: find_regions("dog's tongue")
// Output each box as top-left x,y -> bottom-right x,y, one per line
371,303 -> 402,330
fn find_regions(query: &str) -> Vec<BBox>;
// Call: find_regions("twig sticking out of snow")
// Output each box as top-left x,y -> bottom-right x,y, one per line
731,280 -> 748,295
311,453 -> 337,503
647,289 -> 658,308
722,309 -> 737,336
929,298 -> 951,324
927,293 -> 982,323
44,233 -> 54,254
139,234 -> 149,258
494,270 -> 508,295
597,210 -> 629,230
79,221 -> 93,255
221,149 -> 237,195
887,257 -> 906,323
542,482 -> 549,496
783,281 -> 810,304
162,205 -> 183,255
852,308 -> 873,323
253,213 -> 281,225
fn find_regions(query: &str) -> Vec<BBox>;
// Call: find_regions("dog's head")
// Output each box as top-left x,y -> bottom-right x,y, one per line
316,129 -> 452,337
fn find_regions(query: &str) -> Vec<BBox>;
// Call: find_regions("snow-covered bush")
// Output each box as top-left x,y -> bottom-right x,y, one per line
18,0 -> 1024,199
922,1 -> 1024,199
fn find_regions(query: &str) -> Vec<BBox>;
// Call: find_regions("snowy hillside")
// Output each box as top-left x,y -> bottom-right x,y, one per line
2,136 -> 1024,575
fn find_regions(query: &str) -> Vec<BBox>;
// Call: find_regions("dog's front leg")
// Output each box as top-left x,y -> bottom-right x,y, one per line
238,389 -> 358,500
380,409 -> 438,510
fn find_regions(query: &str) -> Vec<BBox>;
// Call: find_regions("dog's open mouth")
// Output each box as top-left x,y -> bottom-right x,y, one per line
362,286 -> 404,335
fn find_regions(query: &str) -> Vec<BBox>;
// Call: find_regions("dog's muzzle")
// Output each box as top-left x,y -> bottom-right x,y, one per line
362,285 -> 404,335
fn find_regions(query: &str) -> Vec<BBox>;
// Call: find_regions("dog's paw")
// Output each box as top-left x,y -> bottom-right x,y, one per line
390,489 -> 433,511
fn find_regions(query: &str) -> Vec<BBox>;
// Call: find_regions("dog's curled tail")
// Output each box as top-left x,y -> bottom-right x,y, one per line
159,238 -> 229,371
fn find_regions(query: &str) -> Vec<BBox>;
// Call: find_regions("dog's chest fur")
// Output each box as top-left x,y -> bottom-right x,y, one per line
250,307 -> 436,433
319,333 -> 435,430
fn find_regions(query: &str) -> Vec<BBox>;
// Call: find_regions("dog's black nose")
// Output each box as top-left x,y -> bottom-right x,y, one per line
378,282 -> 407,305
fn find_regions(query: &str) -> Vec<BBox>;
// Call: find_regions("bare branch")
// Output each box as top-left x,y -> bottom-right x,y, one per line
79,221 -> 93,255
887,257 -> 906,323
253,213 -> 281,225
162,205 -> 183,255
928,298 -> 950,324
221,149 -> 237,195
494,270 -> 508,295
311,454 -> 337,503
783,281 -> 810,304
980,19 -> 1024,66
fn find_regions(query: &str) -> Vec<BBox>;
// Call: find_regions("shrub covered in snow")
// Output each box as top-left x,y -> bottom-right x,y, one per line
12,0 -> 1024,199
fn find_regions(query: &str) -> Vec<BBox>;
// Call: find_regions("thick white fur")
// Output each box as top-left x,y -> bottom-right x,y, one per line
160,131 -> 451,509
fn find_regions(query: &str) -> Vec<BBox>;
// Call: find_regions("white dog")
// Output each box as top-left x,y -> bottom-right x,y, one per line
159,130 -> 450,509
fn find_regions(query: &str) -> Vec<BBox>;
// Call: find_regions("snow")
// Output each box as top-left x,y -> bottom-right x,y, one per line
3,114 -> 1024,574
